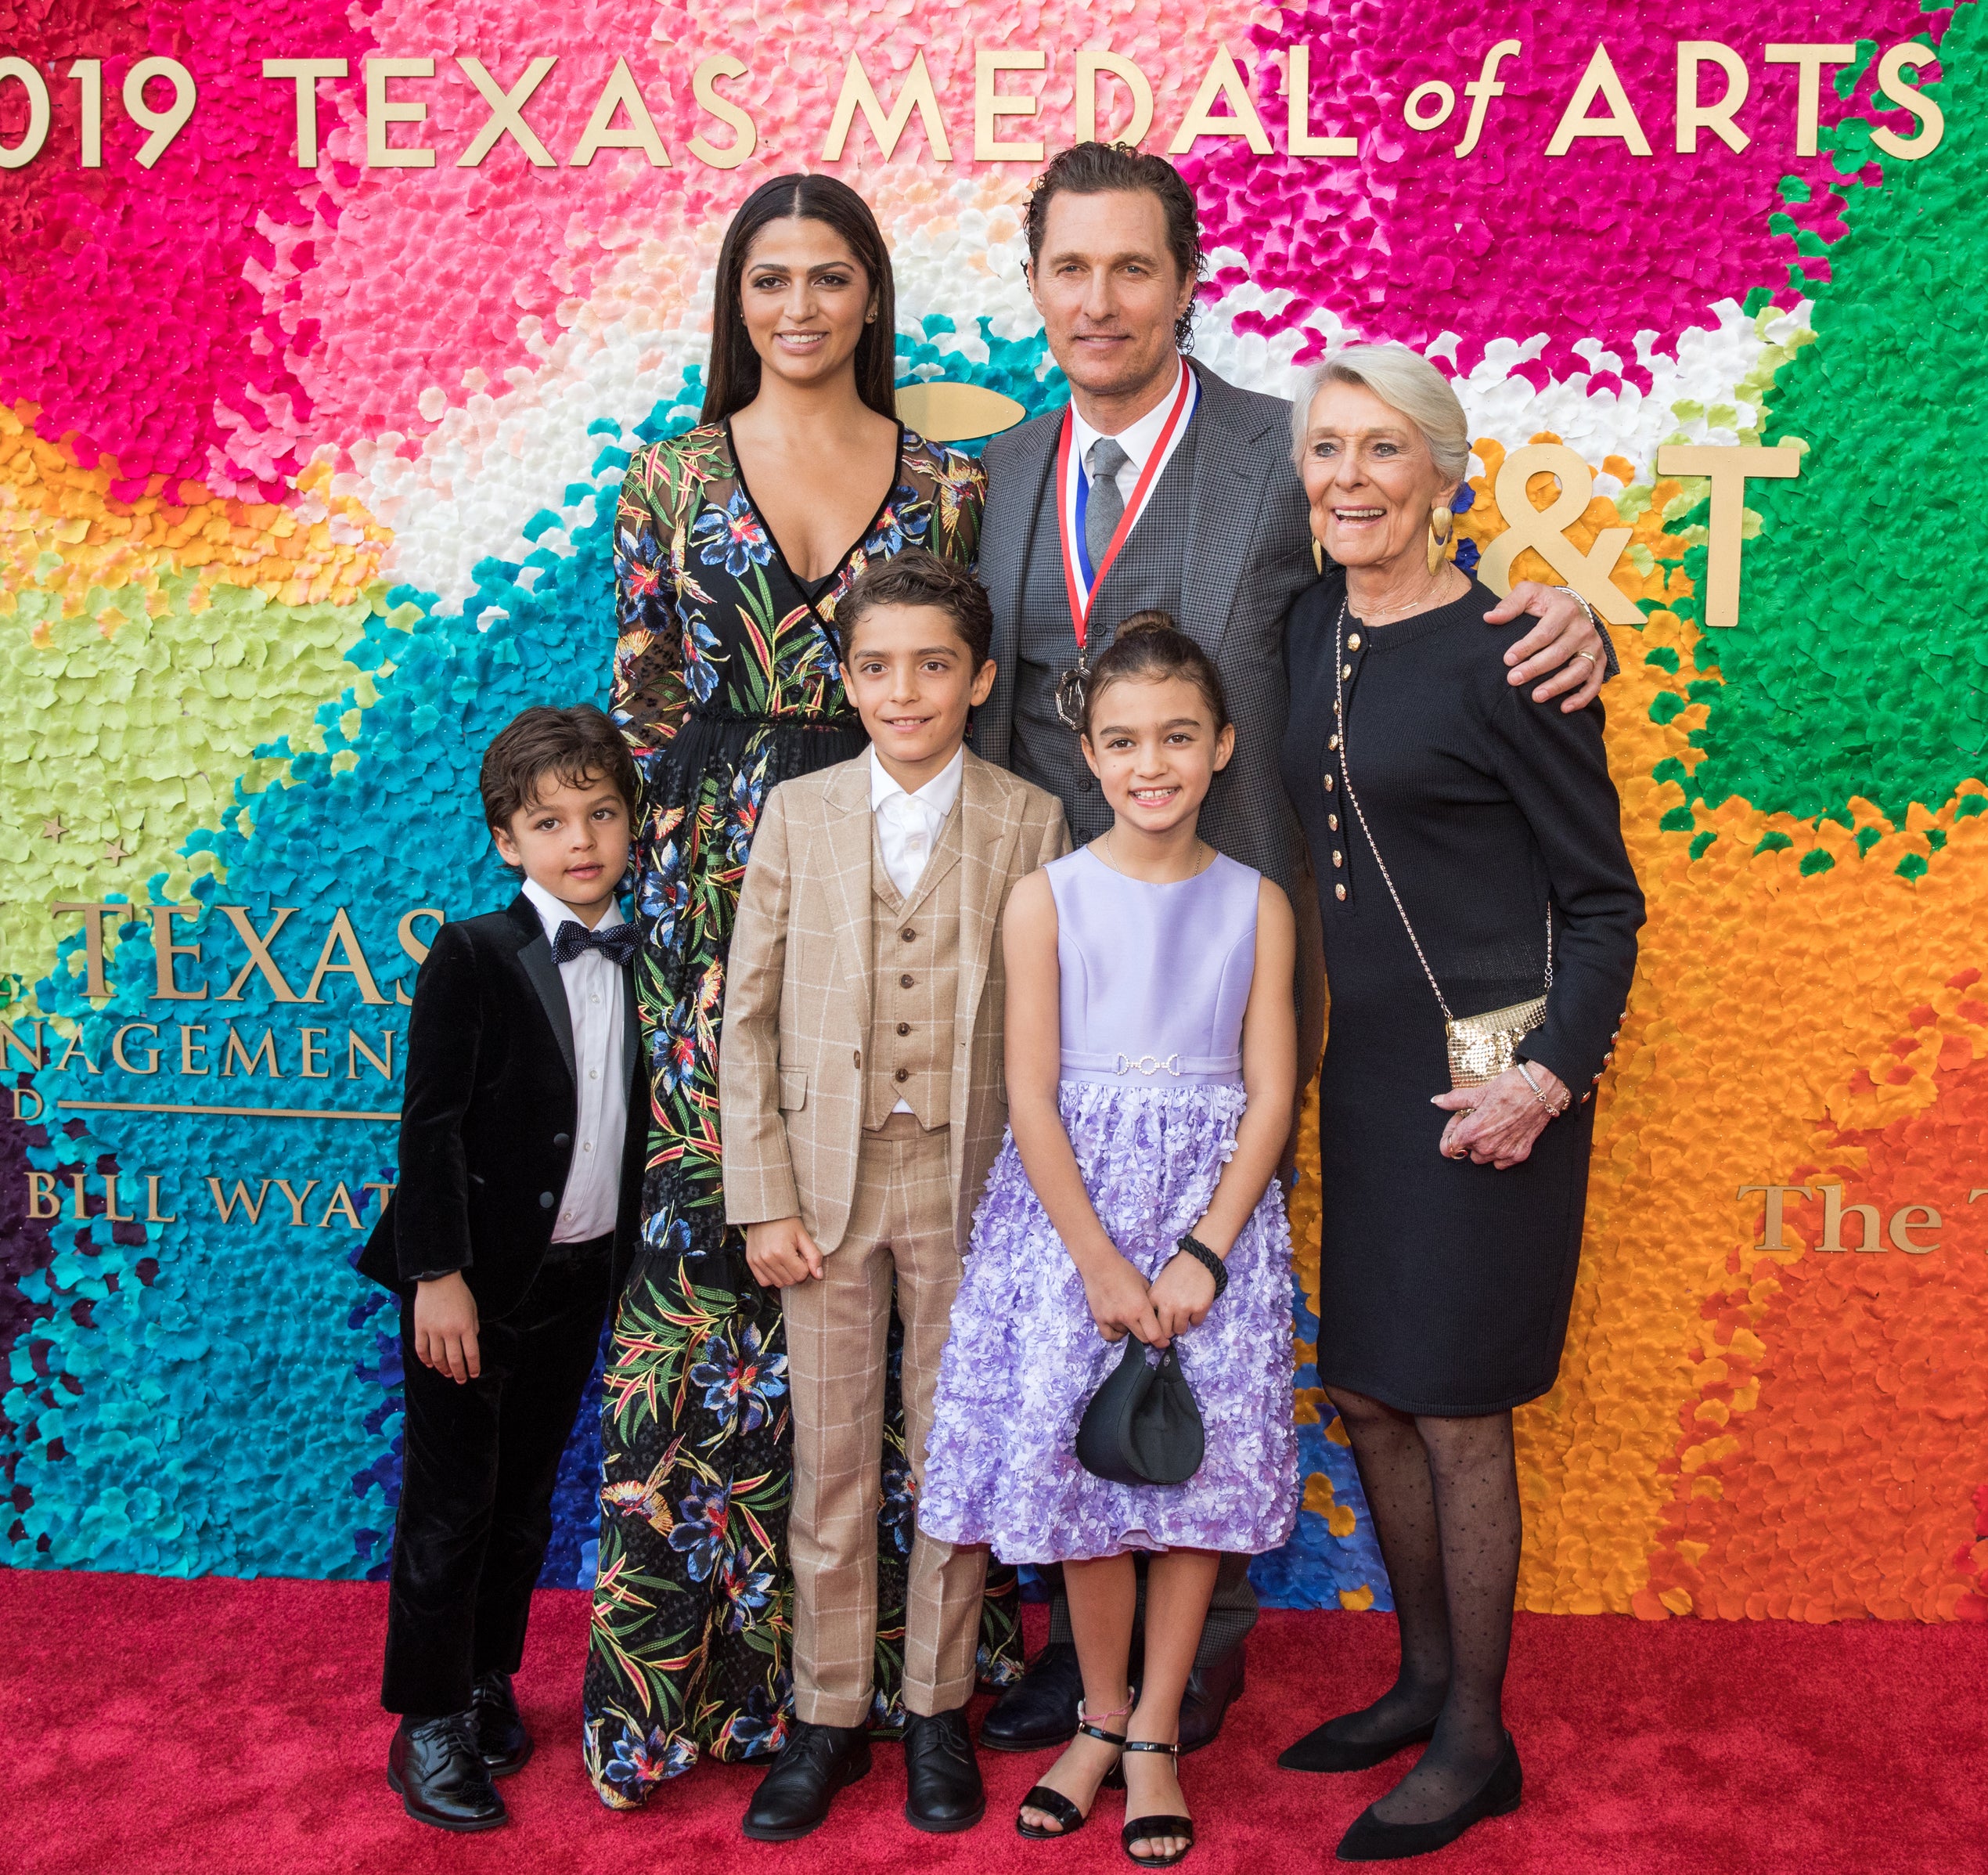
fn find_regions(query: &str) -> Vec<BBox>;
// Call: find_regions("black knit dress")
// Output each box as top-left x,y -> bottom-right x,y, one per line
1280,577 -> 1644,1415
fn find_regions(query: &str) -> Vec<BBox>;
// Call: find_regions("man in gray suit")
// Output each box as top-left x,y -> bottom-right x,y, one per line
972,142 -> 1611,1758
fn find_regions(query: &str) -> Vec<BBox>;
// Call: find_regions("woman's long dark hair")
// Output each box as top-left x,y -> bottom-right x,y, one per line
700,174 -> 899,425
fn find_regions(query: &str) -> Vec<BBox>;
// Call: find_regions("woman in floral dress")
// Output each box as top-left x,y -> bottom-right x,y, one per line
582,174 -> 1021,1808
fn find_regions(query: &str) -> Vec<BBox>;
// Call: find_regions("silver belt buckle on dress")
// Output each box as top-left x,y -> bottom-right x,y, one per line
1112,1052 -> 1182,1076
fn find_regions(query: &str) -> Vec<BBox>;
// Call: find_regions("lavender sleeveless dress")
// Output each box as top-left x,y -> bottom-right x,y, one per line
918,848 -> 1298,1563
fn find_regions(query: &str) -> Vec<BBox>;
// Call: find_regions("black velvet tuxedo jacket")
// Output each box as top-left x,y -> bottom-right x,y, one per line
358,895 -> 643,1318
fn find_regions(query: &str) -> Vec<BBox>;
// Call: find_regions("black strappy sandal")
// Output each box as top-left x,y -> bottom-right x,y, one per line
1017,1700 -> 1129,1840
1120,1739 -> 1194,1867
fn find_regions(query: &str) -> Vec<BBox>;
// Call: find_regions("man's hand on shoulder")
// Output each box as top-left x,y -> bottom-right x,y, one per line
413,1271 -> 481,1384
1485,582 -> 1610,712
744,1217 -> 823,1289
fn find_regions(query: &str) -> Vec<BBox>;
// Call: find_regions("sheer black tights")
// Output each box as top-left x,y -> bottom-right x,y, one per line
1325,1387 -> 1520,1826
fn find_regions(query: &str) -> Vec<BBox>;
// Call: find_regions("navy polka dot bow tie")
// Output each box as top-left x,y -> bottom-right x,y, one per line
551,920 -> 639,968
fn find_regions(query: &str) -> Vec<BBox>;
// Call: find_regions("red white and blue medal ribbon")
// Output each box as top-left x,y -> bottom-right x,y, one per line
1053,364 -> 1196,730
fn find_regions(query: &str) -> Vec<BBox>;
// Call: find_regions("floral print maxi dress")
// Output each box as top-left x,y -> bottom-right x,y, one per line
582,420 -> 1022,1808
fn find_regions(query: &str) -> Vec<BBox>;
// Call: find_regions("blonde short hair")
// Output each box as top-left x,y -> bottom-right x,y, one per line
1289,343 -> 1470,485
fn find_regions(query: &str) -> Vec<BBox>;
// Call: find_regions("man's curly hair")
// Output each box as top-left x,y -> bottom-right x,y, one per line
1023,142 -> 1206,352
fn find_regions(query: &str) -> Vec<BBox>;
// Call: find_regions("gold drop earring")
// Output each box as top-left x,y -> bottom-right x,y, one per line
1425,500 -> 1454,576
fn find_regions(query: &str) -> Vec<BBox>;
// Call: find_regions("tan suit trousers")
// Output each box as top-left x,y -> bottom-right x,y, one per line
783,1112 -> 985,1725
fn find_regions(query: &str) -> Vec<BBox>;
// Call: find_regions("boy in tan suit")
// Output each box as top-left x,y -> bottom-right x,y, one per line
721,549 -> 1068,1841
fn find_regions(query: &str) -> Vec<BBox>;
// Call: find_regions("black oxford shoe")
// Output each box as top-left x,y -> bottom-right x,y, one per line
903,1708 -> 985,1833
979,1641 -> 1083,1753
742,1720 -> 871,1842
471,1669 -> 533,1777
1178,1642 -> 1246,1755
387,1712 -> 508,1832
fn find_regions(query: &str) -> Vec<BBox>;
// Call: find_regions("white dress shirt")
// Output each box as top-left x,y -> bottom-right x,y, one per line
1062,357 -> 1200,591
870,745 -> 963,1112
521,876 -> 628,1243
870,744 -> 963,899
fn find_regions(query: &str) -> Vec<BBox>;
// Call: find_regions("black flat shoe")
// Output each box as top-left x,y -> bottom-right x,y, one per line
984,1640 -> 1084,1753
905,1708 -> 985,1834
470,1670 -> 533,1777
387,1713 -> 508,1832
1120,1738 -> 1194,1867
743,1719 -> 871,1842
1177,1642 -> 1245,1757
1335,1732 -> 1523,1862
1017,1704 -> 1129,1841
1278,1714 -> 1437,1773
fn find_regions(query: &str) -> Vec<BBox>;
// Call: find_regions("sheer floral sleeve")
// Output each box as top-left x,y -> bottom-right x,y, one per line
609,440 -> 694,758
920,440 -> 986,571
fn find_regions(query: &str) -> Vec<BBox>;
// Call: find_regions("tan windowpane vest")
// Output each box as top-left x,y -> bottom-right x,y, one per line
863,811 -> 962,1131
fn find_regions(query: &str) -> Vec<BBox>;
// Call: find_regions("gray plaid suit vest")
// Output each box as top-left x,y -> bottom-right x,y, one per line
1012,421 -> 1200,847
976,362 -> 1324,890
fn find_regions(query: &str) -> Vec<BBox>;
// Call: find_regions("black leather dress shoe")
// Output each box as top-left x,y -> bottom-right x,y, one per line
742,1720 -> 871,1842
903,1708 -> 985,1833
1177,1641 -> 1246,1755
980,1642 -> 1083,1753
387,1713 -> 508,1832
1336,1732 -> 1523,1861
470,1670 -> 533,1777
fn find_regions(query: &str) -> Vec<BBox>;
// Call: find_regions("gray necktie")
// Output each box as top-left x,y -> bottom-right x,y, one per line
1085,437 -> 1130,572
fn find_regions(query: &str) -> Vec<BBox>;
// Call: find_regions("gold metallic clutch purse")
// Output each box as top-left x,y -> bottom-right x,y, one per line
1331,603 -> 1554,1092
1446,996 -> 1549,1091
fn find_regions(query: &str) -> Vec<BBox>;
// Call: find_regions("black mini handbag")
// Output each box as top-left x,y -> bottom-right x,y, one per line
1075,1338 -> 1206,1487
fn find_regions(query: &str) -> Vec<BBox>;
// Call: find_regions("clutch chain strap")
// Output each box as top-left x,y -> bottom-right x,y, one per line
1330,599 -> 1553,1026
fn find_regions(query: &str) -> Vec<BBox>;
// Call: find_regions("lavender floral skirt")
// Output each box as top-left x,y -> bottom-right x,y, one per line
919,1084 -> 1298,1563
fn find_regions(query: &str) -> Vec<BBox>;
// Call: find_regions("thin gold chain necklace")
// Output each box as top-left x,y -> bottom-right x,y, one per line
1093,823 -> 1215,879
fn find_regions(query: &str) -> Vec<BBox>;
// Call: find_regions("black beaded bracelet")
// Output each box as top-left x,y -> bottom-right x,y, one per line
1173,1232 -> 1229,1300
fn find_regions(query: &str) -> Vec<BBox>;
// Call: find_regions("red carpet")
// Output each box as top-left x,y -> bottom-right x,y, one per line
0,1570 -> 1977,1875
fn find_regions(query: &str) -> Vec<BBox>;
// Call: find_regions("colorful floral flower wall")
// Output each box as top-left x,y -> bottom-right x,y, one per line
3,0 -> 1983,1622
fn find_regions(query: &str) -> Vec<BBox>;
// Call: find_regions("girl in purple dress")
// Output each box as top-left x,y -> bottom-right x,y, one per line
920,614 -> 1299,1866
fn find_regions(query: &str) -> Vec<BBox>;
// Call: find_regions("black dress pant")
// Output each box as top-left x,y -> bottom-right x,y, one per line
382,1239 -> 614,1716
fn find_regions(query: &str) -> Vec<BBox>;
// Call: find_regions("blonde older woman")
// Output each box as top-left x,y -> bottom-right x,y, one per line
1276,346 -> 1644,1862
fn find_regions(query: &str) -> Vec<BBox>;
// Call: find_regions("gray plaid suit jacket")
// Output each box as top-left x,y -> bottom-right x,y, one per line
720,749 -> 1071,1256
973,359 -> 1325,892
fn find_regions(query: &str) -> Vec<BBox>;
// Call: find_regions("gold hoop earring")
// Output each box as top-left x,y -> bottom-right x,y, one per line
1425,503 -> 1454,576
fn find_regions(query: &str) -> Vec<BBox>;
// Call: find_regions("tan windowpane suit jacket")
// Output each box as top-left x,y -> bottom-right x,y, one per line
720,749 -> 1070,1254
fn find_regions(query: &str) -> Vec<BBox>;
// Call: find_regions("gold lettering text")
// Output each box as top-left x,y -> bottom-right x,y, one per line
823,50 -> 953,162
1737,1182 -> 1813,1250
1546,43 -> 1652,157
303,909 -> 388,1006
150,906 -> 207,1001
1652,444 -> 1802,629
111,1022 -> 160,1074
1169,45 -> 1273,156
689,55 -> 755,169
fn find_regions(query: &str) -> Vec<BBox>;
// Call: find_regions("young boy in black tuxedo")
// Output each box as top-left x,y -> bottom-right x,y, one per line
358,703 -> 645,1832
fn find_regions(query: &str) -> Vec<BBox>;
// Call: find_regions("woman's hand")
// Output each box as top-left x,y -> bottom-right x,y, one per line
1430,1062 -> 1568,1170
1081,1250 -> 1167,1347
1149,1253 -> 1219,1341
